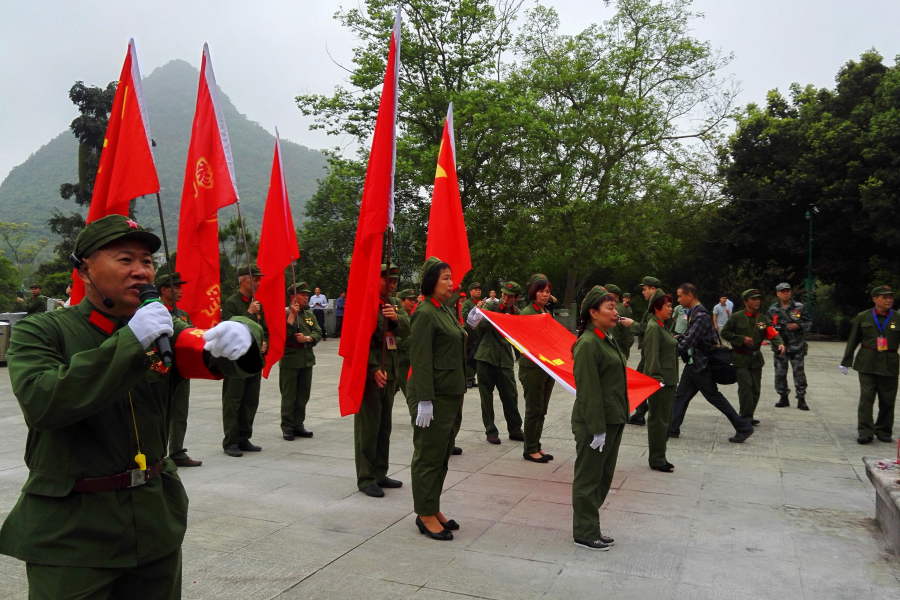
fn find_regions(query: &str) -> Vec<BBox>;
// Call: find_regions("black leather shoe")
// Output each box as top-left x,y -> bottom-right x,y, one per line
523,453 -> 550,463
797,399 -> 809,411
509,432 -> 525,442
294,428 -> 314,438
238,440 -> 262,452
750,419 -> 760,426
876,434 -> 894,443
775,396 -> 790,408
452,446 -> 463,455
439,519 -> 460,531
574,538 -> 610,551
416,516 -> 453,540
651,464 -> 674,473
224,444 -> 243,457
598,533 -> 615,546
486,436 -> 501,445
729,428 -> 754,443
377,477 -> 403,488
541,453 -> 554,460
361,483 -> 385,497
857,435 -> 873,444
628,415 -> 646,426
282,430 -> 295,441
668,431 -> 680,439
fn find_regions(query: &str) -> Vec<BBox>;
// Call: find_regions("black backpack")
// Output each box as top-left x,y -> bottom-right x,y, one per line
707,345 -> 737,385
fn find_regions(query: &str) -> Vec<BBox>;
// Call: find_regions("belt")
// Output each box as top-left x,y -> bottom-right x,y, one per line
73,461 -> 162,493
862,345 -> 898,353
733,348 -> 758,356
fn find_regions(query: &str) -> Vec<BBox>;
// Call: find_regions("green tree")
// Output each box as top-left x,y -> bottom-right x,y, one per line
217,215 -> 260,298
0,254 -> 19,312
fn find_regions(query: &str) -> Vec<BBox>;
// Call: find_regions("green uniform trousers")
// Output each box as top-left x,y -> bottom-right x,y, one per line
280,365 -> 313,433
398,361 -> 410,398
632,354 -> 649,418
647,385 -> 675,468
25,548 -> 181,600
355,377 -> 397,490
221,372 -> 262,448
409,394 -> 464,515
519,367 -> 555,454
572,422 -> 624,541
465,362 -> 476,386
476,360 -> 522,438
857,372 -> 897,438
167,381 -> 190,460
736,367 -> 763,419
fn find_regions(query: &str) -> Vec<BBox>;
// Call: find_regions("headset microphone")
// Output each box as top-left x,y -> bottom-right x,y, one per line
69,254 -> 115,309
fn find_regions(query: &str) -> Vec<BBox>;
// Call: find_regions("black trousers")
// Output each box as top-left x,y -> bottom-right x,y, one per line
313,309 -> 327,339
335,315 -> 343,337
669,364 -> 752,435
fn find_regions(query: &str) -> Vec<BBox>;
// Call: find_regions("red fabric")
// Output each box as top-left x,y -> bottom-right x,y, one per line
337,21 -> 400,417
88,311 -> 114,335
481,311 -> 661,411
174,328 -> 224,380
257,133 -> 300,378
425,104 -> 471,289
72,40 -> 160,304
765,326 -> 779,340
175,46 -> 238,329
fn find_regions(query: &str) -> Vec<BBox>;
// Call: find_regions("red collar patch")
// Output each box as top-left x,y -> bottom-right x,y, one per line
241,296 -> 250,303
592,327 -> 606,339
746,311 -> 757,317
89,311 -> 115,335
430,298 -> 441,307
533,303 -> 542,313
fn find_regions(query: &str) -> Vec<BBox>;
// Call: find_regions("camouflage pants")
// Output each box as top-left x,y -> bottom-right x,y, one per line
774,352 -> 807,399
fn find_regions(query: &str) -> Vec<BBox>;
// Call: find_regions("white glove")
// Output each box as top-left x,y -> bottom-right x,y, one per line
839,365 -> 848,376
416,401 -> 434,428
590,432 -> 606,452
203,321 -> 253,360
128,301 -> 174,348
467,307 -> 484,328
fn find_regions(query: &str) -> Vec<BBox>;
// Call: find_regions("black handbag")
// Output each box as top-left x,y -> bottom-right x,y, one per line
707,345 -> 737,385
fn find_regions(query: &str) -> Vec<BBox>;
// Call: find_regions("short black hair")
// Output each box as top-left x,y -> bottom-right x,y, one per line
528,280 -> 551,301
678,283 -> 698,297
422,262 -> 451,296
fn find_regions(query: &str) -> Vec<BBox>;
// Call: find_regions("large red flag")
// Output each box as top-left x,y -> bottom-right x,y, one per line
338,7 -> 401,417
257,128 -> 300,378
425,103 -> 471,288
479,310 -> 662,410
176,44 -> 240,329
72,38 -> 160,303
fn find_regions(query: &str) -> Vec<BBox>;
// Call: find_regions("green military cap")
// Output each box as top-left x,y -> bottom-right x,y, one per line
419,256 -> 444,286
287,281 -> 313,294
526,273 -> 549,288
398,288 -> 417,300
468,282 -> 482,291
237,264 -> 264,277
381,262 -> 400,278
29,282 -> 41,288
871,285 -> 894,297
775,282 -> 791,292
501,281 -> 522,296
73,214 -> 161,258
580,285 -> 610,320
742,288 -> 763,300
604,283 -> 621,296
622,292 -> 631,299
155,269 -> 186,288
641,276 -> 661,288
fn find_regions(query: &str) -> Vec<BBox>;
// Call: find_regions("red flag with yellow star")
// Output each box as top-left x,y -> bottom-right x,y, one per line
175,43 -> 240,329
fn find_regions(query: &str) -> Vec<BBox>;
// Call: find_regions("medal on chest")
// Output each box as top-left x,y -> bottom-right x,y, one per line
757,322 -> 766,330
305,317 -> 314,326
147,350 -> 171,375
792,310 -> 801,320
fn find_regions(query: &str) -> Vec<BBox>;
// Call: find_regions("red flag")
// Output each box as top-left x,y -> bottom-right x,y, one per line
337,7 -> 401,417
176,44 -> 240,329
257,128 -> 300,378
72,38 -> 160,303
479,310 -> 662,410
425,103 -> 471,287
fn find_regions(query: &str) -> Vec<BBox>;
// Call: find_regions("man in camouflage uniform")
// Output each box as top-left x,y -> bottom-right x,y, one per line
768,282 -> 812,410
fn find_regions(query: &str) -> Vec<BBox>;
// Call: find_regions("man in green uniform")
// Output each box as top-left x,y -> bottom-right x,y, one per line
720,289 -> 786,425
221,264 -> 269,457
841,285 -> 900,444
604,284 -> 635,360
621,292 -> 633,317
356,263 -> 411,497
768,282 -> 812,410
460,282 -> 483,389
17,282 -> 47,316
157,269 -> 202,467
396,288 -> 417,399
470,281 -> 524,444
0,215 -> 263,599
280,281 -> 322,440
629,276 -> 664,424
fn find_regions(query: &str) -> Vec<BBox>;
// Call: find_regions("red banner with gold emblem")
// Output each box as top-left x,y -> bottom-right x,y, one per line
176,44 -> 239,329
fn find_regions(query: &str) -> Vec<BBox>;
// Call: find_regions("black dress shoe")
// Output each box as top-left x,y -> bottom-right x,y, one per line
486,436 -> 501,445
416,516 -> 453,540
775,396 -> 790,408
729,428 -> 754,443
509,432 -> 525,442
651,464 -> 674,473
523,453 -> 550,463
452,446 -> 463,455
224,444 -> 243,457
282,430 -> 295,441
294,428 -> 314,438
628,415 -> 646,426
377,477 -> 403,488
238,440 -> 262,452
173,457 -> 203,467
598,533 -> 615,546
439,519 -> 460,531
797,399 -> 809,411
876,434 -> 894,443
574,538 -> 610,551
750,419 -> 760,426
361,483 -> 385,497
857,435 -> 873,444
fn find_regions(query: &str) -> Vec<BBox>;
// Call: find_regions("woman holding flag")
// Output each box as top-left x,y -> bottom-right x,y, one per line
571,285 -> 629,551
519,274 -> 556,463
407,257 -> 467,541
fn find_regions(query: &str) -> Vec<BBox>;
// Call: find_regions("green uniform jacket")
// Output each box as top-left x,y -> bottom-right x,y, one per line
767,300 -> 811,355
572,328 -> 629,435
612,302 -> 633,357
408,297 -> 467,404
518,302 -> 550,368
282,307 -> 322,369
841,309 -> 900,376
24,294 -> 47,316
222,293 -> 268,344
641,318 -> 679,386
0,298 -> 264,568
474,302 -> 518,368
167,306 -> 193,327
368,296 -> 411,381
720,310 -> 785,369
632,291 -> 674,349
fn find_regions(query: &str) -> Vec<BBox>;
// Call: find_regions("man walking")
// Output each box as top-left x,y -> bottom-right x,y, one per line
334,290 -> 346,338
310,287 -> 329,340
768,283 -> 812,410
713,295 -> 731,334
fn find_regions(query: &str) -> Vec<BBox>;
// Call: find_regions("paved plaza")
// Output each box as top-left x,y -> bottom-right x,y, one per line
1,340 -> 899,599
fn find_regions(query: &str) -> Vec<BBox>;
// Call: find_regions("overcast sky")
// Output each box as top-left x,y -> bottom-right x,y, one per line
2,0 -> 899,183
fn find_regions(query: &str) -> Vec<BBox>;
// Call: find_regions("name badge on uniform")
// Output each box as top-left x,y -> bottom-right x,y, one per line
877,337 -> 889,352
385,333 -> 397,350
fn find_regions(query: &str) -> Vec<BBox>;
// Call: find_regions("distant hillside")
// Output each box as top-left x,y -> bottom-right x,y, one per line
0,59 -> 327,244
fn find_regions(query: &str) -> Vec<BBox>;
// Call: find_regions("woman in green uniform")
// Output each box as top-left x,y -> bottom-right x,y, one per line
641,291 -> 678,472
520,274 -> 556,463
571,285 -> 629,551
408,257 -> 467,541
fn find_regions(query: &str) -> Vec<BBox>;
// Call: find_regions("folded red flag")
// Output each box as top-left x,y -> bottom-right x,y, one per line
479,310 -> 662,410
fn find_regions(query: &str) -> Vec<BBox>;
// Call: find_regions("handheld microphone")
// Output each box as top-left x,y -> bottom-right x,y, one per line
69,254 -> 115,309
138,284 -> 174,367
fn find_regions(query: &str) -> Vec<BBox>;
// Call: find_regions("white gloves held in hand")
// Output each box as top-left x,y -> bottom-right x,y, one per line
128,302 -> 174,348
467,307 -> 484,328
203,321 -> 253,360
590,432 -> 606,452
839,365 -> 848,376
416,401 -> 434,428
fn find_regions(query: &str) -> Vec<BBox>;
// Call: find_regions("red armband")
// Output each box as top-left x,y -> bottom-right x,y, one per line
765,326 -> 778,340
175,328 -> 224,380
